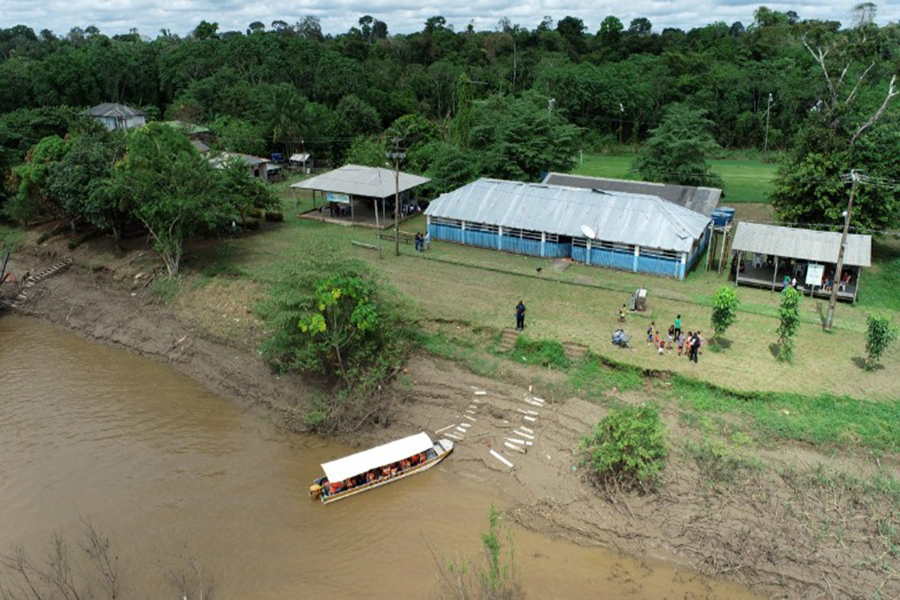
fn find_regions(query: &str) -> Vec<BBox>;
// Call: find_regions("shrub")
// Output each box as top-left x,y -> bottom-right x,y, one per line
510,336 -> 569,369
265,210 -> 284,222
865,315 -> 898,370
710,286 -> 739,345
777,286 -> 801,362
257,254 -> 414,432
580,404 -> 667,492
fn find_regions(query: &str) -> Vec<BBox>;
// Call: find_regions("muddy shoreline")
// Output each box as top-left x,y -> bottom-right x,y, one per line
3,249 -> 897,599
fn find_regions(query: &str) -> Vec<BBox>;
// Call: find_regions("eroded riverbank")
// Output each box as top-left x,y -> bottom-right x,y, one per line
3,250 -> 899,598
0,315 -> 760,598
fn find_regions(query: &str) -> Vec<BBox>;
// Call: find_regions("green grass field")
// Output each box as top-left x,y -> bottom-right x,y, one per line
170,178 -> 900,402
571,154 -> 779,204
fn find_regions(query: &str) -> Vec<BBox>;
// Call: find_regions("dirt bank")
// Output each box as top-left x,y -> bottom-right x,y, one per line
4,249 -> 898,599
2,250 -> 312,432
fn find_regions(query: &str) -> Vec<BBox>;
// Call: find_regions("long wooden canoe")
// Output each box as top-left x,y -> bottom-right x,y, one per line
309,432 -> 454,505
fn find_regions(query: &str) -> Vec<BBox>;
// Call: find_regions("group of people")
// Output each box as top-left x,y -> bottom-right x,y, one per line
322,450 -> 435,497
414,231 -> 430,252
646,315 -> 703,363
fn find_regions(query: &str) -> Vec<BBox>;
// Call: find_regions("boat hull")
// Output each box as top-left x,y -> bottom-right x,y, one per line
319,440 -> 454,505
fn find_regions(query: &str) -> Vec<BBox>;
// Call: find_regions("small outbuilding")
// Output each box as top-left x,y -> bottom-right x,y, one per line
289,153 -> 313,173
208,152 -> 273,181
87,103 -> 146,131
425,178 -> 712,279
731,222 -> 872,302
291,165 -> 430,226
541,173 -> 722,217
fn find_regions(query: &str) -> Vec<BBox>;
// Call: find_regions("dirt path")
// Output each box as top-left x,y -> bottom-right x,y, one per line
4,250 -> 898,599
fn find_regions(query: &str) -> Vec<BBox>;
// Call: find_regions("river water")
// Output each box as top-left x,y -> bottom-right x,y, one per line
0,316 -> 758,598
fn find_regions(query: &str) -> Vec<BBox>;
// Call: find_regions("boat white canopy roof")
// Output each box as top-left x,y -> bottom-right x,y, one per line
321,432 -> 434,483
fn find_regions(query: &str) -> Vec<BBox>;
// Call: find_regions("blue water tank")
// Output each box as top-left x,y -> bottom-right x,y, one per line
271,152 -> 283,162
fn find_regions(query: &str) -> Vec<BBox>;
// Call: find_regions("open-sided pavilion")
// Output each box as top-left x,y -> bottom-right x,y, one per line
291,165 -> 430,228
731,222 -> 872,302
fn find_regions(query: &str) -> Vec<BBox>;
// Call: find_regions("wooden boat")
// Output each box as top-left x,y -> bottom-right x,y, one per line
309,432 -> 454,505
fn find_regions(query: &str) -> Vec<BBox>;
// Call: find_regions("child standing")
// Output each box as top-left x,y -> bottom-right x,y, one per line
667,325 -> 675,350
647,322 -> 655,344
657,336 -> 665,355
677,331 -> 685,356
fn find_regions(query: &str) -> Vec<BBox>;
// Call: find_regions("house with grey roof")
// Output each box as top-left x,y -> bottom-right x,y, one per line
87,103 -> 146,131
541,173 -> 722,217
208,152 -> 273,181
425,178 -> 713,279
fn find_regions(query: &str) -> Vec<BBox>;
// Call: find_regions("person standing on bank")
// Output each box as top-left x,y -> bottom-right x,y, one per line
674,314 -> 681,339
515,300 -> 526,331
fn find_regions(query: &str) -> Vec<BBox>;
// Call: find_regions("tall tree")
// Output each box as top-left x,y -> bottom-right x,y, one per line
110,123 -> 230,276
633,104 -> 723,187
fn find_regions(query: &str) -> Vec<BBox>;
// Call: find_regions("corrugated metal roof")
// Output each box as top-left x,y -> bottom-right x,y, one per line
425,179 -> 711,253
732,222 -> 872,267
291,165 -> 430,199
208,152 -> 269,168
320,432 -> 434,483
86,102 -> 145,118
542,173 -> 722,217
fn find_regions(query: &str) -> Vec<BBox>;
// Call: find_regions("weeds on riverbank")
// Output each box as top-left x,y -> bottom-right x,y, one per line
434,505 -> 523,600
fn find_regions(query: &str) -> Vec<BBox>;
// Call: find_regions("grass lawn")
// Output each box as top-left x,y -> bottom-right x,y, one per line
175,183 -> 900,402
571,153 -> 779,204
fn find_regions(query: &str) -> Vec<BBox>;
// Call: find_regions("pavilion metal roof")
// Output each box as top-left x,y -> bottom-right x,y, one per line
320,432 -> 434,483
425,179 -> 711,253
732,222 -> 872,267
542,173 -> 722,217
291,165 -> 430,199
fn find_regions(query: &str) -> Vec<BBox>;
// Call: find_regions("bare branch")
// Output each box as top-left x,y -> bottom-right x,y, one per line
835,62 -> 851,91
846,62 -> 876,105
804,39 -> 839,109
851,75 -> 899,146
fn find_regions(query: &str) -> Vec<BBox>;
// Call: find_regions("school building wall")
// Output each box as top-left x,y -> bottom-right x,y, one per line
428,218 -> 711,279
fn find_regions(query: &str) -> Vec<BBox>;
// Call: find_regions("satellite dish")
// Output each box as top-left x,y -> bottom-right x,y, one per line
581,225 -> 597,240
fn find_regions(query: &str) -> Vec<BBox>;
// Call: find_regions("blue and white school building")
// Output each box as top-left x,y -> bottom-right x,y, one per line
425,178 -> 716,279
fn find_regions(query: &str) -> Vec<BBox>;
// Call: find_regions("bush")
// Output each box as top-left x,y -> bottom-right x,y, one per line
580,404 -> 667,492
710,286 -> 739,344
865,315 -> 898,370
777,286 -> 801,362
257,254 -> 414,432
264,210 -> 284,222
510,336 -> 569,369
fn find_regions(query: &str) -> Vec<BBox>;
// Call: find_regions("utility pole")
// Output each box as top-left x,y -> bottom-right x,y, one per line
764,93 -> 773,154
825,170 -> 858,331
618,102 -> 625,146
386,137 -> 406,257
373,193 -> 383,259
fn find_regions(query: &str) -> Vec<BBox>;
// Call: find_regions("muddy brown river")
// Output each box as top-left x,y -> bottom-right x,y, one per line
0,316 -> 759,598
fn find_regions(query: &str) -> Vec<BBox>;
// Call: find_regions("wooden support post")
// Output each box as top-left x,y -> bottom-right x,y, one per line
853,267 -> 861,304
718,225 -> 729,275
735,252 -> 742,287
772,256 -> 779,291
706,229 -> 715,271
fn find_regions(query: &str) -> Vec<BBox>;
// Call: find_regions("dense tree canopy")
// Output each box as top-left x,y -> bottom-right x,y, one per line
0,8 -> 899,231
